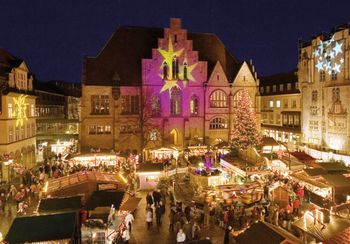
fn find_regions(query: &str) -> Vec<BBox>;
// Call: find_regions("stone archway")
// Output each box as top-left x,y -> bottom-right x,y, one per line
170,128 -> 179,145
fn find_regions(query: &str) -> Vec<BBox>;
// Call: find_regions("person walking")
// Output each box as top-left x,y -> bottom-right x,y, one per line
121,226 -> 130,243
176,229 -> 186,243
224,226 -> 232,244
192,222 -> 201,240
125,212 -> 134,233
146,192 -> 154,206
156,204 -> 163,228
183,220 -> 192,241
169,208 -> 175,231
146,207 -> 153,230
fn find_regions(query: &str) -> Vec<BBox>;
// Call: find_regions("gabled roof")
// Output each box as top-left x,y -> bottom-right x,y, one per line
138,162 -> 164,172
38,195 -> 82,213
0,48 -> 24,78
84,25 -> 239,86
85,190 -> 125,210
235,222 -> 301,244
6,212 -> 77,243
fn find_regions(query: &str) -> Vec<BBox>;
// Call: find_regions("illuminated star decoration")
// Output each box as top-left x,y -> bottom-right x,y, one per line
13,95 -> 28,127
313,35 -> 343,75
158,37 -> 197,93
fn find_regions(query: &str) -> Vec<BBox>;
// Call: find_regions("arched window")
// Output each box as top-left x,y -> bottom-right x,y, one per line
209,117 -> 228,130
183,62 -> 188,81
210,90 -> 227,108
170,87 -> 181,116
190,95 -> 199,116
151,95 -> 161,117
172,56 -> 178,79
163,62 -> 168,80
233,90 -> 249,108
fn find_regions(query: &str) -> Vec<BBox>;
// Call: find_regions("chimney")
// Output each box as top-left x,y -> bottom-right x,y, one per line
170,18 -> 182,29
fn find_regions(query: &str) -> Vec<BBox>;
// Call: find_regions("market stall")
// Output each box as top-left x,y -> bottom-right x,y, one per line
5,212 -> 80,243
148,147 -> 179,160
136,163 -> 165,189
194,181 -> 263,206
70,153 -> 126,168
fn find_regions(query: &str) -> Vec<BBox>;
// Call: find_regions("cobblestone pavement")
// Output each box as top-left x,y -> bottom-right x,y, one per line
130,191 -> 225,244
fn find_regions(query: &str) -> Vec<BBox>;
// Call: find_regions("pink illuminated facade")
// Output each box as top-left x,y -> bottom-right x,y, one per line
81,18 -> 260,154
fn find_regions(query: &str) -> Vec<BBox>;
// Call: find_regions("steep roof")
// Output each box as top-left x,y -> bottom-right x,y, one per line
6,212 -> 77,243
260,70 -> 298,85
38,196 -> 82,213
84,26 -> 239,86
234,221 -> 301,244
0,48 -> 24,78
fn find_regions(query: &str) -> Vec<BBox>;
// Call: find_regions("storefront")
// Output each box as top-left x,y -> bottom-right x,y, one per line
148,147 -> 179,161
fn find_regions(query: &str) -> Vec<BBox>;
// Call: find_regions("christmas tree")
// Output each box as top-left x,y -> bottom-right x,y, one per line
230,90 -> 261,150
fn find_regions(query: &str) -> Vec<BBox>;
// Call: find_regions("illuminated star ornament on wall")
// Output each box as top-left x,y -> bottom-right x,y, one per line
158,37 -> 197,93
13,95 -> 28,127
314,35 -> 343,75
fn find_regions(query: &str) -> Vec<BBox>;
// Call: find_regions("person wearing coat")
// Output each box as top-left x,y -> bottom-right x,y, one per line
146,207 -> 153,230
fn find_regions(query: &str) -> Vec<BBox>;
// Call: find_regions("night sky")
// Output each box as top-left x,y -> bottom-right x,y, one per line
1,0 -> 349,82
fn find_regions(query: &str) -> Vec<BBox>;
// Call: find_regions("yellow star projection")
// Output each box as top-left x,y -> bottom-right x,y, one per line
13,95 -> 28,127
158,37 -> 199,93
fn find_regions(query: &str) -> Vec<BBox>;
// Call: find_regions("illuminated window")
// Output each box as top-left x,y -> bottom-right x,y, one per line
287,83 -> 291,90
8,103 -> 13,118
15,127 -> 19,141
105,125 -> 111,134
269,100 -> 274,108
121,95 -> 139,114
120,124 -> 139,134
276,100 -> 280,108
273,85 -> 276,92
91,95 -> 110,114
332,88 -> 340,102
294,115 -> 300,126
260,87 -> 264,94
149,129 -> 158,141
210,90 -> 227,108
31,123 -> 35,136
151,95 -> 161,117
331,70 -> 337,80
190,95 -> 199,116
233,90 -> 247,108
170,87 -> 181,116
266,86 -> 270,93
89,125 -> 96,135
311,90 -> 318,102
21,125 -> 25,139
279,84 -> 284,91
209,117 -> 228,130
269,114 -> 274,123
276,114 -> 281,124
30,104 -> 34,117
320,71 -> 325,81
27,124 -> 30,137
9,126 -> 13,142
